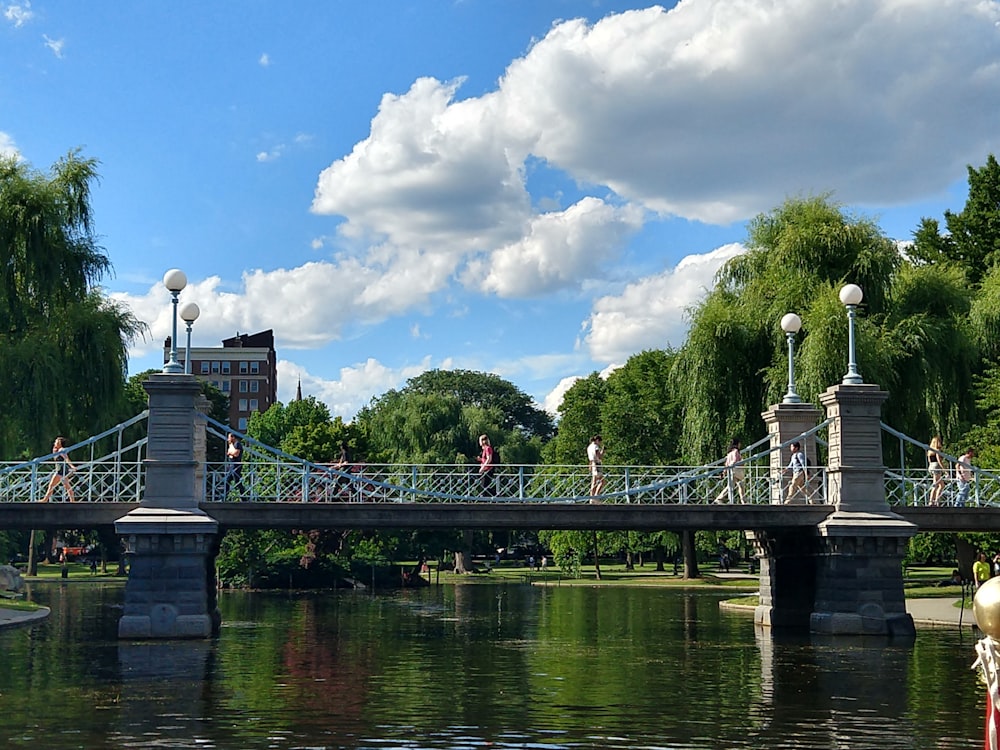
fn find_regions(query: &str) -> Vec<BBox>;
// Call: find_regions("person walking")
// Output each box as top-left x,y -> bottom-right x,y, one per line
588,435 -> 605,501
927,435 -> 947,506
784,442 -> 808,503
41,436 -> 76,502
955,447 -> 975,508
714,438 -> 745,504
224,432 -> 245,499
478,434 -> 497,497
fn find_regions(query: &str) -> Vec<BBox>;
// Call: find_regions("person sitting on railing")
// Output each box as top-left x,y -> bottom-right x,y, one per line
955,447 -> 975,508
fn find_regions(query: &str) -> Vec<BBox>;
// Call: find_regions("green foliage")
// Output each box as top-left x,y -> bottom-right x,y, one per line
0,152 -> 144,457
356,369 -> 550,465
544,373 -> 607,465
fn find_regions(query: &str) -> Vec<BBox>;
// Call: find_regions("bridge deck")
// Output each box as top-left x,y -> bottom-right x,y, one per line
1,502 -> 997,532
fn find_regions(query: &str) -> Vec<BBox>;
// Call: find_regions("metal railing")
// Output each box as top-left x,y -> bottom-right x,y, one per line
18,410 -> 1000,507
881,423 -> 1000,507
0,412 -> 149,503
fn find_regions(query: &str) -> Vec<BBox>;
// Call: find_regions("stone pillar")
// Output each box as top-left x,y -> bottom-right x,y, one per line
810,384 -> 916,637
761,402 -> 822,504
748,529 -> 818,630
116,373 -> 220,639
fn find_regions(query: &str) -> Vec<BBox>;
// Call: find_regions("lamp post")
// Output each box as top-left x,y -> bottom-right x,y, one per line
781,313 -> 802,404
840,283 -> 864,385
179,302 -> 200,375
162,269 -> 187,374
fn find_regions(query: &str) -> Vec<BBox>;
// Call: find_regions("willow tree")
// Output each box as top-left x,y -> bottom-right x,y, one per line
0,151 -> 143,457
672,195 -> 977,463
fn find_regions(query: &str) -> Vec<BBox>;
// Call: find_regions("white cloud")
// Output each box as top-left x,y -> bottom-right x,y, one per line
585,242 -> 746,362
543,375 -> 582,417
42,34 -> 64,58
113,258 -> 455,360
3,2 -> 32,27
279,356 -> 436,420
469,198 -> 645,297
497,1 -> 1000,222
306,0 -> 1000,323
0,131 -> 18,159
259,52 -> 270,67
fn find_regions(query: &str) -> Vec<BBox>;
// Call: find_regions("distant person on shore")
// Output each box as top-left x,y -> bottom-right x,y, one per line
714,439 -> 745,504
784,442 -> 808,503
974,552 -> 992,590
955,447 -> 975,507
927,436 -> 947,506
478,434 -> 496,497
588,435 -> 605,501
41,436 -> 76,502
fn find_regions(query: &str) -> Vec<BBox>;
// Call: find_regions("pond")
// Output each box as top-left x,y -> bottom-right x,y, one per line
0,582 -> 985,748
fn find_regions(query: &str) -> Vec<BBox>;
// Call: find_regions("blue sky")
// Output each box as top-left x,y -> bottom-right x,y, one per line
2,0 -> 996,420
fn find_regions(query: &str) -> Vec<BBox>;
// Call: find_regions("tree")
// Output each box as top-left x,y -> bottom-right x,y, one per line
672,195 -> 978,462
0,151 -> 143,457
544,373 -> 607,465
600,350 -> 682,465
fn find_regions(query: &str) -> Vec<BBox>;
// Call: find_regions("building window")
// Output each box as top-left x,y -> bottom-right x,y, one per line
250,399 -> 259,411
222,381 -> 230,393
238,399 -> 248,411
239,362 -> 249,374
211,361 -> 220,374
238,417 -> 247,431
222,362 -> 231,374
250,381 -> 259,393
200,362 -> 209,374
239,380 -> 248,393
250,361 -> 260,374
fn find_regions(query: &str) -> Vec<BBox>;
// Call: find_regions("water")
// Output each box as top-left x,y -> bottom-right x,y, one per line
0,582 -> 986,749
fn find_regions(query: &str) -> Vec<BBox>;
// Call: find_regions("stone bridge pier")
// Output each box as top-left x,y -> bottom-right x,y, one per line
750,383 -> 916,637
115,374 -> 220,639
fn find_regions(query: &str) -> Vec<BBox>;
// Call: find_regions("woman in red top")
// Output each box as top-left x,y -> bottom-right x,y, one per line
478,434 -> 496,497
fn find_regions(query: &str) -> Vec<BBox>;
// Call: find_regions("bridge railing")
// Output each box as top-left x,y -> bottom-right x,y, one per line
0,412 -> 149,503
881,423 -> 1000,507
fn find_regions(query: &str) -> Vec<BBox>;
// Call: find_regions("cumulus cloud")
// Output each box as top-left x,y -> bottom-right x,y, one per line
279,356 -> 438,420
3,2 -> 32,27
112,256 -> 455,360
308,0 -> 1000,321
498,1 -> 1000,222
0,131 -> 18,159
585,242 -> 745,362
469,198 -> 645,297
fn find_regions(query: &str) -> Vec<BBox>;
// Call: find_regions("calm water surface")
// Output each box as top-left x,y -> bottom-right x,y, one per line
0,582 -> 986,749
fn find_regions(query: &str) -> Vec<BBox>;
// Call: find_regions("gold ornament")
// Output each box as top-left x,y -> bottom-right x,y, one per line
975,577 -> 1000,639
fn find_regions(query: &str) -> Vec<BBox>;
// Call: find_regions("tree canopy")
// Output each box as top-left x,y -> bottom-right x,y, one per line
0,151 -> 143,457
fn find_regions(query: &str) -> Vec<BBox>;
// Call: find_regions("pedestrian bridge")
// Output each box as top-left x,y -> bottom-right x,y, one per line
1,412 -> 998,533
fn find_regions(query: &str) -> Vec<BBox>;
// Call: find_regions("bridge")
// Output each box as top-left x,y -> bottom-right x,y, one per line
1,373 -> 994,639
2,413 -> 997,531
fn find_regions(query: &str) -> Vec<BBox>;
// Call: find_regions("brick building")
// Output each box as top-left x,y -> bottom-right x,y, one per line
163,329 -> 278,431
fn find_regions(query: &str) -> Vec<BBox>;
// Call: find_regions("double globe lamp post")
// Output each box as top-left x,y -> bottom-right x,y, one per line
780,283 -> 864,403
162,268 -> 199,375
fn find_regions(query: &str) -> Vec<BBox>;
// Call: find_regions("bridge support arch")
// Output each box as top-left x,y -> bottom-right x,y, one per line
115,374 -> 221,639
753,383 -> 916,637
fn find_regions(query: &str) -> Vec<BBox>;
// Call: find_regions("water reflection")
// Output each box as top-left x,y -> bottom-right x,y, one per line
0,582 -> 986,749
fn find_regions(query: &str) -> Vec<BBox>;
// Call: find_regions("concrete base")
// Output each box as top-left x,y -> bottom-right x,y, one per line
809,511 -> 917,638
116,508 -> 220,639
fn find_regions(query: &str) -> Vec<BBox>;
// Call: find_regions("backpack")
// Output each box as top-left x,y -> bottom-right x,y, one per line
491,445 -> 501,466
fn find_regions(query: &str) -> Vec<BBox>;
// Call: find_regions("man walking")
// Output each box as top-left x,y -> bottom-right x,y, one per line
955,447 -> 975,507
784,442 -> 808,503
225,432 -> 245,500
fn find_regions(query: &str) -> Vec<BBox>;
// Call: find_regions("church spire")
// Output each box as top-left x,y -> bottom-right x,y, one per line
295,378 -> 302,401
